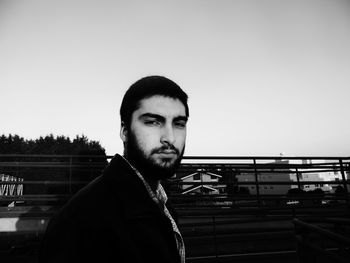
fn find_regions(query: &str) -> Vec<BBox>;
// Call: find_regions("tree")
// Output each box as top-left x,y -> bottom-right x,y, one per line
0,134 -> 108,201
286,188 -> 306,206
0,133 -> 106,155
308,188 -> 325,205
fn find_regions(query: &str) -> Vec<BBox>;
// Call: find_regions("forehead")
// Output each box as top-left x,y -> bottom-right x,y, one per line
135,95 -> 186,117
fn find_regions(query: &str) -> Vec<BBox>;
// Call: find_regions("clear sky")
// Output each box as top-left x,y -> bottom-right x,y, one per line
1,0 -> 349,157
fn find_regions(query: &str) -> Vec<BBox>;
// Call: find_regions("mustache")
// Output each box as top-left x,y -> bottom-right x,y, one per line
151,144 -> 179,155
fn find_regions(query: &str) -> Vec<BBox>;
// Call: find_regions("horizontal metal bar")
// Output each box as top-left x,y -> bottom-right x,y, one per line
183,156 -> 350,160
0,154 -> 112,158
293,218 -> 350,245
0,180 -> 89,185
1,180 -> 348,185
172,180 -> 349,185
186,250 -> 297,261
1,154 -> 349,160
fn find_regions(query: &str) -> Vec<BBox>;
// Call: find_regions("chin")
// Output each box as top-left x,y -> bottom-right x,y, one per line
155,158 -> 177,168
149,158 -> 181,180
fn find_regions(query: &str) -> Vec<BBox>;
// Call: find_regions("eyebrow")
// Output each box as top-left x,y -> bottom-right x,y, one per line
139,113 -> 188,122
173,116 -> 188,122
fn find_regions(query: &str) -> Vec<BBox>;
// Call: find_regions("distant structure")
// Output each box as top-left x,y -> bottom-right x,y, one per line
236,160 -> 294,195
0,174 -> 23,196
235,158 -> 348,195
176,156 -> 349,196
296,160 -> 349,192
179,170 -> 223,195
299,173 -> 332,192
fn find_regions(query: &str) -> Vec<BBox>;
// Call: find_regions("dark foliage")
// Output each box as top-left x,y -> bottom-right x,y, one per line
237,186 -> 250,195
287,188 -> 306,196
0,134 -> 108,203
0,133 -> 106,155
335,185 -> 346,194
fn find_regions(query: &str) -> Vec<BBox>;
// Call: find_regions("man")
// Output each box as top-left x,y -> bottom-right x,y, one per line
39,76 -> 189,263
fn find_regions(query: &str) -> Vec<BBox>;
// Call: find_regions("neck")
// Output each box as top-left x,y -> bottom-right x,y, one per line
123,154 -> 160,192
146,178 -> 160,192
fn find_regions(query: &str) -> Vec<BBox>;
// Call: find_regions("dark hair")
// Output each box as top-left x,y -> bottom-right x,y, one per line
120,76 -> 189,126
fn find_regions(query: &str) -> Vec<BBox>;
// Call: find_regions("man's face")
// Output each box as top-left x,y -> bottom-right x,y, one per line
121,95 -> 188,180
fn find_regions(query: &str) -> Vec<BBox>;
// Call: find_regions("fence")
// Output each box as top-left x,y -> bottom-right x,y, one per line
0,154 -> 350,262
293,218 -> 350,263
174,156 -> 350,219
1,155 -> 349,220
1,155 -> 349,204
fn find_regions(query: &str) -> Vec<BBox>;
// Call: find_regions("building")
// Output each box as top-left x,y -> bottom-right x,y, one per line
236,169 -> 294,195
299,173 -> 332,192
179,170 -> 223,195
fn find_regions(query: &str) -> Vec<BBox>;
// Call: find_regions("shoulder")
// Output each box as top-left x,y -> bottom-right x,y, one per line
39,156 -> 128,262
45,154 -> 138,225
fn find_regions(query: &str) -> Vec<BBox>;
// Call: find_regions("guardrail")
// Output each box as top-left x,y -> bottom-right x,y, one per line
1,155 -> 350,262
1,155 -> 349,212
293,218 -> 350,263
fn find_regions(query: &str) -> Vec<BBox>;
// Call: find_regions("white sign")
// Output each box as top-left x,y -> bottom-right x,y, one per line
0,174 -> 24,196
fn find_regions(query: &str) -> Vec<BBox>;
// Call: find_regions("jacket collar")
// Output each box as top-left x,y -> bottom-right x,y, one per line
102,154 -> 166,219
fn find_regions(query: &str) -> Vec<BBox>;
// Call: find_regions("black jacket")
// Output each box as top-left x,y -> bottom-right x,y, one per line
39,154 -> 181,263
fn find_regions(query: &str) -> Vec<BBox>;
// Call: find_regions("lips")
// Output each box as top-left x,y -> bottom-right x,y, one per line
157,150 -> 177,155
152,145 -> 179,156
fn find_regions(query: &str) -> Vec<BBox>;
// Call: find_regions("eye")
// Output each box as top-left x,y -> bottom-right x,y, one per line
174,121 -> 186,129
144,119 -> 161,126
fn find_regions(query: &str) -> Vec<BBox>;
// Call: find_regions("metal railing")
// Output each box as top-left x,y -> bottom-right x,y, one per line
1,154 -> 349,209
293,218 -> 350,263
1,154 -> 350,262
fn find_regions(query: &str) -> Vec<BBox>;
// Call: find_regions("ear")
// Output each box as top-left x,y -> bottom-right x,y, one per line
120,121 -> 128,143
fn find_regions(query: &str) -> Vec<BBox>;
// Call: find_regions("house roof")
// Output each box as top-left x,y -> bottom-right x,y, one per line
180,171 -> 222,181
206,172 -> 222,178
179,172 -> 198,181
181,185 -> 218,195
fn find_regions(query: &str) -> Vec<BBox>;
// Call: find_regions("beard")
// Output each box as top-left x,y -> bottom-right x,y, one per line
125,130 -> 185,181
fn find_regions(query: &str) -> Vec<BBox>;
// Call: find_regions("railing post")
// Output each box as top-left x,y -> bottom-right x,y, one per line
69,156 -> 72,194
16,157 -> 20,178
296,168 -> 301,190
212,216 -> 218,259
339,159 -> 349,206
89,158 -> 92,179
253,158 -> 261,208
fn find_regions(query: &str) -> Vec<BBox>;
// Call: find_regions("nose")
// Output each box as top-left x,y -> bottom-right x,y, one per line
160,124 -> 175,145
